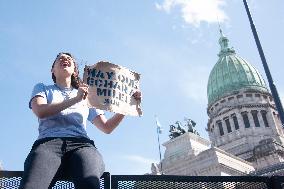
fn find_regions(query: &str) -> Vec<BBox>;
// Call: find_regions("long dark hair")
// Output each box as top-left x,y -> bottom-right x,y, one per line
51,52 -> 82,89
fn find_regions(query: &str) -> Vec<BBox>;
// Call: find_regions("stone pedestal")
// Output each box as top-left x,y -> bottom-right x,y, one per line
158,132 -> 254,176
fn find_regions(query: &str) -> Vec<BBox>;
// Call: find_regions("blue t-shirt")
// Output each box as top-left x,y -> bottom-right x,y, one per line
29,83 -> 104,140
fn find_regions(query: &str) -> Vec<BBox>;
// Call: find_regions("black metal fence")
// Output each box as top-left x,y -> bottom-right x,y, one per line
1,171 -> 284,189
0,171 -> 110,189
111,175 -> 284,189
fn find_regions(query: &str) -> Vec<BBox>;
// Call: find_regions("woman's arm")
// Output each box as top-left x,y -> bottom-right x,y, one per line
92,113 -> 125,134
31,95 -> 82,119
91,91 -> 142,134
31,84 -> 88,119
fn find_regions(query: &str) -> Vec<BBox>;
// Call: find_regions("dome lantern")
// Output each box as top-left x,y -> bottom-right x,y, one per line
207,32 -> 268,106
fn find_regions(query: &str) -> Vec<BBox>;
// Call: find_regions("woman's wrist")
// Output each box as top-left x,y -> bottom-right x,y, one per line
73,94 -> 83,103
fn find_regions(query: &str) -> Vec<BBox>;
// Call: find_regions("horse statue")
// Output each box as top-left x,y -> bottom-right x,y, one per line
184,118 -> 199,136
175,121 -> 186,134
169,124 -> 180,139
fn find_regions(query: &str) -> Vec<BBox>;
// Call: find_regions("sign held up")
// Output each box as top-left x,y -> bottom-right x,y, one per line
83,61 -> 142,116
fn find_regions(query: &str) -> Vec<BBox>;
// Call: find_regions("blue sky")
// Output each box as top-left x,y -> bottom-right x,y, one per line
0,0 -> 283,174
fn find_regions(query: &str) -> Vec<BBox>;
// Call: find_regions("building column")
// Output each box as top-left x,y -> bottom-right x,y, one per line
247,111 -> 255,130
236,111 -> 245,132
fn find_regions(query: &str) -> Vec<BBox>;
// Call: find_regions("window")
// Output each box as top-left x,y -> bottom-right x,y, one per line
251,110 -> 260,127
242,112 -> 250,128
263,95 -> 268,99
228,97 -> 234,101
217,121 -> 224,136
237,95 -> 243,99
224,118 -> 232,133
231,114 -> 239,130
246,94 -> 252,97
261,111 -> 269,127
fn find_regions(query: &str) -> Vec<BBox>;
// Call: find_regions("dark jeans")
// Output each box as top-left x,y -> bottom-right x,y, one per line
19,137 -> 105,189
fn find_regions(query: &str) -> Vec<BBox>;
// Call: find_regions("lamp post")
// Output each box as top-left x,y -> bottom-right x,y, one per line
243,0 -> 284,127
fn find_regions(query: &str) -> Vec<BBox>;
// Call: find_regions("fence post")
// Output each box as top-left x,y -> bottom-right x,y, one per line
269,176 -> 282,189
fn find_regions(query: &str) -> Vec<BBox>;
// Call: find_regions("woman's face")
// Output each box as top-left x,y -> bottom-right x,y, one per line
52,53 -> 75,79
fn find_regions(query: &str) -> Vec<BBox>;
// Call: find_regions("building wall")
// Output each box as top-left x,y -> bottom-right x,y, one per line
207,89 -> 284,165
161,133 -> 254,176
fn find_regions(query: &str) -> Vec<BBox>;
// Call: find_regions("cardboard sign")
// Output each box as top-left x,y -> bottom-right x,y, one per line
83,61 -> 142,116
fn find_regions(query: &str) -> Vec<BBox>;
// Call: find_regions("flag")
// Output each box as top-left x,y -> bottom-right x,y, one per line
155,115 -> 163,134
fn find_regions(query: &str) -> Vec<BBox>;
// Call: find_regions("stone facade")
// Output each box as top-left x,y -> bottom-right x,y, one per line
160,132 -> 254,176
207,89 -> 284,170
207,90 -> 284,164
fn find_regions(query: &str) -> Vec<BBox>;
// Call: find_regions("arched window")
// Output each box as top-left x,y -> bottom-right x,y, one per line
224,117 -> 232,133
217,121 -> 224,136
251,110 -> 260,127
261,110 -> 269,127
241,112 -> 250,128
231,114 -> 239,130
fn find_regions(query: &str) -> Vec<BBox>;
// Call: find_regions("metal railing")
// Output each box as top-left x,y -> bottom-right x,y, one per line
0,171 -> 110,189
111,175 -> 284,189
1,171 -> 284,189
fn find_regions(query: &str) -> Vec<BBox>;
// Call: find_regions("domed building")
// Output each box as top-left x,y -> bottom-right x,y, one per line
206,31 -> 284,171
149,31 -> 284,176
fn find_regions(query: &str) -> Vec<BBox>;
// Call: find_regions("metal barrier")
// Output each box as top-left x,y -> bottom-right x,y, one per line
0,171 -> 110,189
111,175 -> 284,189
1,171 -> 284,189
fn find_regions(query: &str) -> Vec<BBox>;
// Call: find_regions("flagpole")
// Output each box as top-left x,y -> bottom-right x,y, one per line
155,115 -> 163,174
157,126 -> 163,174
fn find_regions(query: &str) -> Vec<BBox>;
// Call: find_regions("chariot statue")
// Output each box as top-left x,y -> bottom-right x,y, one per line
184,118 -> 199,136
169,124 -> 180,139
169,118 -> 200,139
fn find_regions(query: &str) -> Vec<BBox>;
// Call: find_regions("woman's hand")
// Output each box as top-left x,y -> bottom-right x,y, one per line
133,91 -> 143,116
76,83 -> 89,101
132,91 -> 142,101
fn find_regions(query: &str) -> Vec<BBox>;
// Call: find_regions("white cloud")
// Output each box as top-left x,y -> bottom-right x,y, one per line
123,155 -> 157,165
190,39 -> 199,44
156,0 -> 228,27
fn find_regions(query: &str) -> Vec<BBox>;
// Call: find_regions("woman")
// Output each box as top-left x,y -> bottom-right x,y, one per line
19,52 -> 141,189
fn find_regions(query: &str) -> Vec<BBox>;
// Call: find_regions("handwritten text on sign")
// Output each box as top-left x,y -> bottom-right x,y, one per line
83,61 -> 142,116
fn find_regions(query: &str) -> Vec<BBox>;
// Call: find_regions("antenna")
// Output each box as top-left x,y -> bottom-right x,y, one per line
217,15 -> 223,36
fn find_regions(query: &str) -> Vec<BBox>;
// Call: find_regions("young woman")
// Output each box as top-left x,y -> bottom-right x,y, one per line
19,52 -> 141,189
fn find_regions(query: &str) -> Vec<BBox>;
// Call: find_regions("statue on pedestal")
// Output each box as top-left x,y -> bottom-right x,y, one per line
175,121 -> 186,134
184,118 -> 200,136
169,118 -> 200,139
151,163 -> 162,175
169,125 -> 180,139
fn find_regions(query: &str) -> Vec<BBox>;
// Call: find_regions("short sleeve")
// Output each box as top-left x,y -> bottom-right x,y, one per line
87,108 -> 104,122
29,83 -> 47,109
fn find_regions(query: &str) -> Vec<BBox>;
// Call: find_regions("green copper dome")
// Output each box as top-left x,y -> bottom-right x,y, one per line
207,31 -> 268,106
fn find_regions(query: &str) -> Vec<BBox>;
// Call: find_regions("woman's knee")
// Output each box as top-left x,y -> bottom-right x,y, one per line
70,147 -> 105,176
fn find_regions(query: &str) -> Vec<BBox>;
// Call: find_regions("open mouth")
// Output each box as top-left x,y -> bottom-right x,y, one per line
61,62 -> 71,67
